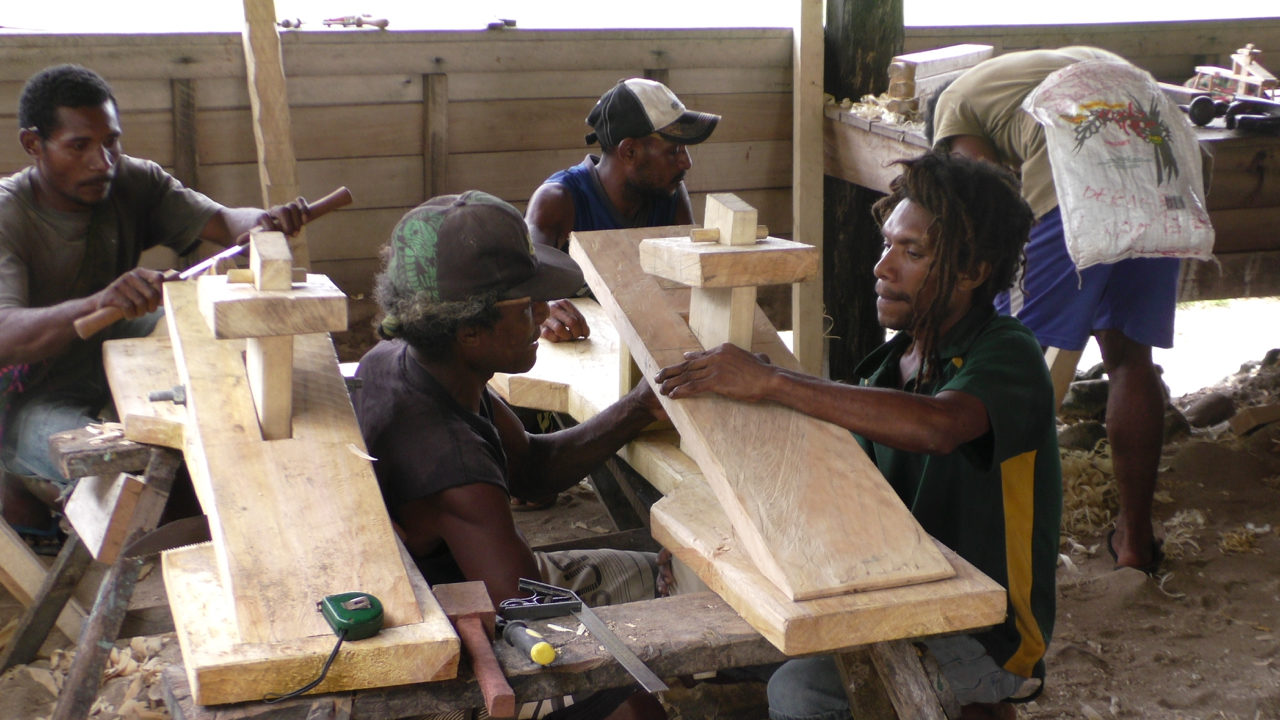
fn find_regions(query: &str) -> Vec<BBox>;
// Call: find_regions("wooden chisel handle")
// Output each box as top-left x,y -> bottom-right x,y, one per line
72,187 -> 352,339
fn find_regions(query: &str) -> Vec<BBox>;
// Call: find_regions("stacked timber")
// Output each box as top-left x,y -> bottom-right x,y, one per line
884,44 -> 992,116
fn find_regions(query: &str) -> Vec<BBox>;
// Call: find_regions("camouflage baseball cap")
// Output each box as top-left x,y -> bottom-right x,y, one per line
385,190 -> 584,303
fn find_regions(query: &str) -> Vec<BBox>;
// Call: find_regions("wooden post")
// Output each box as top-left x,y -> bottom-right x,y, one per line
241,0 -> 309,269
823,0 -> 903,382
170,78 -> 197,189
424,73 -> 449,199
791,0 -> 825,375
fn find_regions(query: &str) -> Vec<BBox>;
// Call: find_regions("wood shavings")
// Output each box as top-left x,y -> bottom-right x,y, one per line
1220,525 -> 1266,554
848,93 -> 926,129
346,443 -> 377,462
546,623 -> 573,633
1161,508 -> 1207,559
1060,444 -> 1119,540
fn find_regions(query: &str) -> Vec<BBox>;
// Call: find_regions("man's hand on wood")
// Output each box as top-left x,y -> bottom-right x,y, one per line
539,299 -> 590,342
656,343 -> 776,402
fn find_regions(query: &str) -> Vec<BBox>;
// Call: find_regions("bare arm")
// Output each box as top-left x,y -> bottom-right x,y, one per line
497,381 -> 664,497
0,267 -> 167,365
526,183 -> 590,341
655,343 -> 989,456
196,199 -> 309,248
526,183 -> 575,252
399,483 -> 540,606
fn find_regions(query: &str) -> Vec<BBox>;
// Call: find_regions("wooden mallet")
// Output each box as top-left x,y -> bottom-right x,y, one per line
433,582 -> 517,718
72,186 -> 353,340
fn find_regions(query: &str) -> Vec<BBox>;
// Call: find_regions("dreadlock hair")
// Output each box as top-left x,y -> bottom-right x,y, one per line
871,151 -> 1034,387
18,65 -> 117,138
371,246 -> 503,363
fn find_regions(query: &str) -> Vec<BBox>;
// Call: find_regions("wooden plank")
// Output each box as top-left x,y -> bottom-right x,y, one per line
162,591 -> 785,719
63,472 -> 159,563
442,67 -> 794,102
195,103 -> 423,165
196,273 -> 348,339
790,0 -> 824,375
571,226 -> 954,601
195,74 -> 425,109
0,522 -> 86,642
162,280 -> 422,642
640,235 -> 819,288
197,155 -> 424,211
1177,251 -> 1280,301
425,73 -> 448,200
171,79 -> 198,189
0,533 -> 92,671
887,44 -> 994,83
823,108 -> 928,194
1209,207 -> 1280,254
0,109 -> 172,176
277,31 -> 794,77
1229,403 -> 1280,435
242,0 -> 308,269
1200,132 -> 1280,212
1045,347 -> 1083,412
449,140 -> 793,205
446,92 -> 792,154
103,336 -> 187,450
651,477 -> 1005,655
163,541 -> 458,706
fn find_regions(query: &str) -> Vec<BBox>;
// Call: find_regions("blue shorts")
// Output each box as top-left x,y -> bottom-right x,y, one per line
996,207 -> 1181,352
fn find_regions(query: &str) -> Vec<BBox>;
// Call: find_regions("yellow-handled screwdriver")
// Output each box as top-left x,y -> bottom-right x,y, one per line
502,619 -> 556,666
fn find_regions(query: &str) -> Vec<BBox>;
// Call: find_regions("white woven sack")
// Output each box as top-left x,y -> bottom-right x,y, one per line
1023,59 -> 1214,270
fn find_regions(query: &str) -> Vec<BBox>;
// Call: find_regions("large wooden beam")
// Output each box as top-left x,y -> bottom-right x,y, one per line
241,0 -> 310,269
571,226 -> 953,601
791,0 -> 825,375
160,280 -> 457,704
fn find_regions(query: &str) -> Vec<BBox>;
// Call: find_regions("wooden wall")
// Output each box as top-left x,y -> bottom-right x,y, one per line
905,17 -> 1280,83
0,29 -> 796,316
1,18 -> 1276,348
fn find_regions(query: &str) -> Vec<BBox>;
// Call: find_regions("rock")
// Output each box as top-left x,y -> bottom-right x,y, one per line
1061,378 -> 1109,422
1182,391 -> 1235,428
1079,362 -> 1106,381
1263,348 -> 1280,368
1164,406 -> 1192,443
1059,420 -> 1108,451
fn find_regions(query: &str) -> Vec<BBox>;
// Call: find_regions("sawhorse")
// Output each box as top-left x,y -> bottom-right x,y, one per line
0,425 -> 182,720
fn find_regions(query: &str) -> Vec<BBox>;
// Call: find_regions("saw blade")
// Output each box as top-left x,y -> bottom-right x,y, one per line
572,604 -> 668,693
123,514 -> 211,558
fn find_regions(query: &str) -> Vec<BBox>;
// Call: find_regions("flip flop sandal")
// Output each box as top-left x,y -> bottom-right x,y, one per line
1106,529 -> 1165,576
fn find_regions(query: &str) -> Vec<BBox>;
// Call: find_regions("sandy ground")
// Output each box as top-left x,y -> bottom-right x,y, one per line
1,302 -> 1278,720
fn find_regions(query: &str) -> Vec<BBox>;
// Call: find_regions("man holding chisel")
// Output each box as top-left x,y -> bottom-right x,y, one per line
0,64 -> 307,539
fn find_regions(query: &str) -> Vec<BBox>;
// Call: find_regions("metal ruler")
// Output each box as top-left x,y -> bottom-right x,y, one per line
507,579 -> 668,693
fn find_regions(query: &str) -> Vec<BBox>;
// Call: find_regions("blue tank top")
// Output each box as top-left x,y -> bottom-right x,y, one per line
543,155 -> 679,234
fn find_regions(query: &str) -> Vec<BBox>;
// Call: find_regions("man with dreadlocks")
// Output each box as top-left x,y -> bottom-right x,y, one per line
656,153 -> 1061,720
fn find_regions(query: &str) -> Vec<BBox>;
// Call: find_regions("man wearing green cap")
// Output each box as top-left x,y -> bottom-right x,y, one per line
352,190 -> 667,720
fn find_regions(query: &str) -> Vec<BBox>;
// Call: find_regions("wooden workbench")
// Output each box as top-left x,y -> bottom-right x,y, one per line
161,591 -> 786,719
823,104 -> 1280,301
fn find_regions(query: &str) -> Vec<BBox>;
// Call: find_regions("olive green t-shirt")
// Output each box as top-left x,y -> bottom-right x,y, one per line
853,306 -> 1062,679
933,46 -> 1124,219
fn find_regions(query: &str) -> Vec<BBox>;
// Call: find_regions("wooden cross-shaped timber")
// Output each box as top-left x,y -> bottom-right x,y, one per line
638,193 -> 819,350
196,230 -> 347,439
